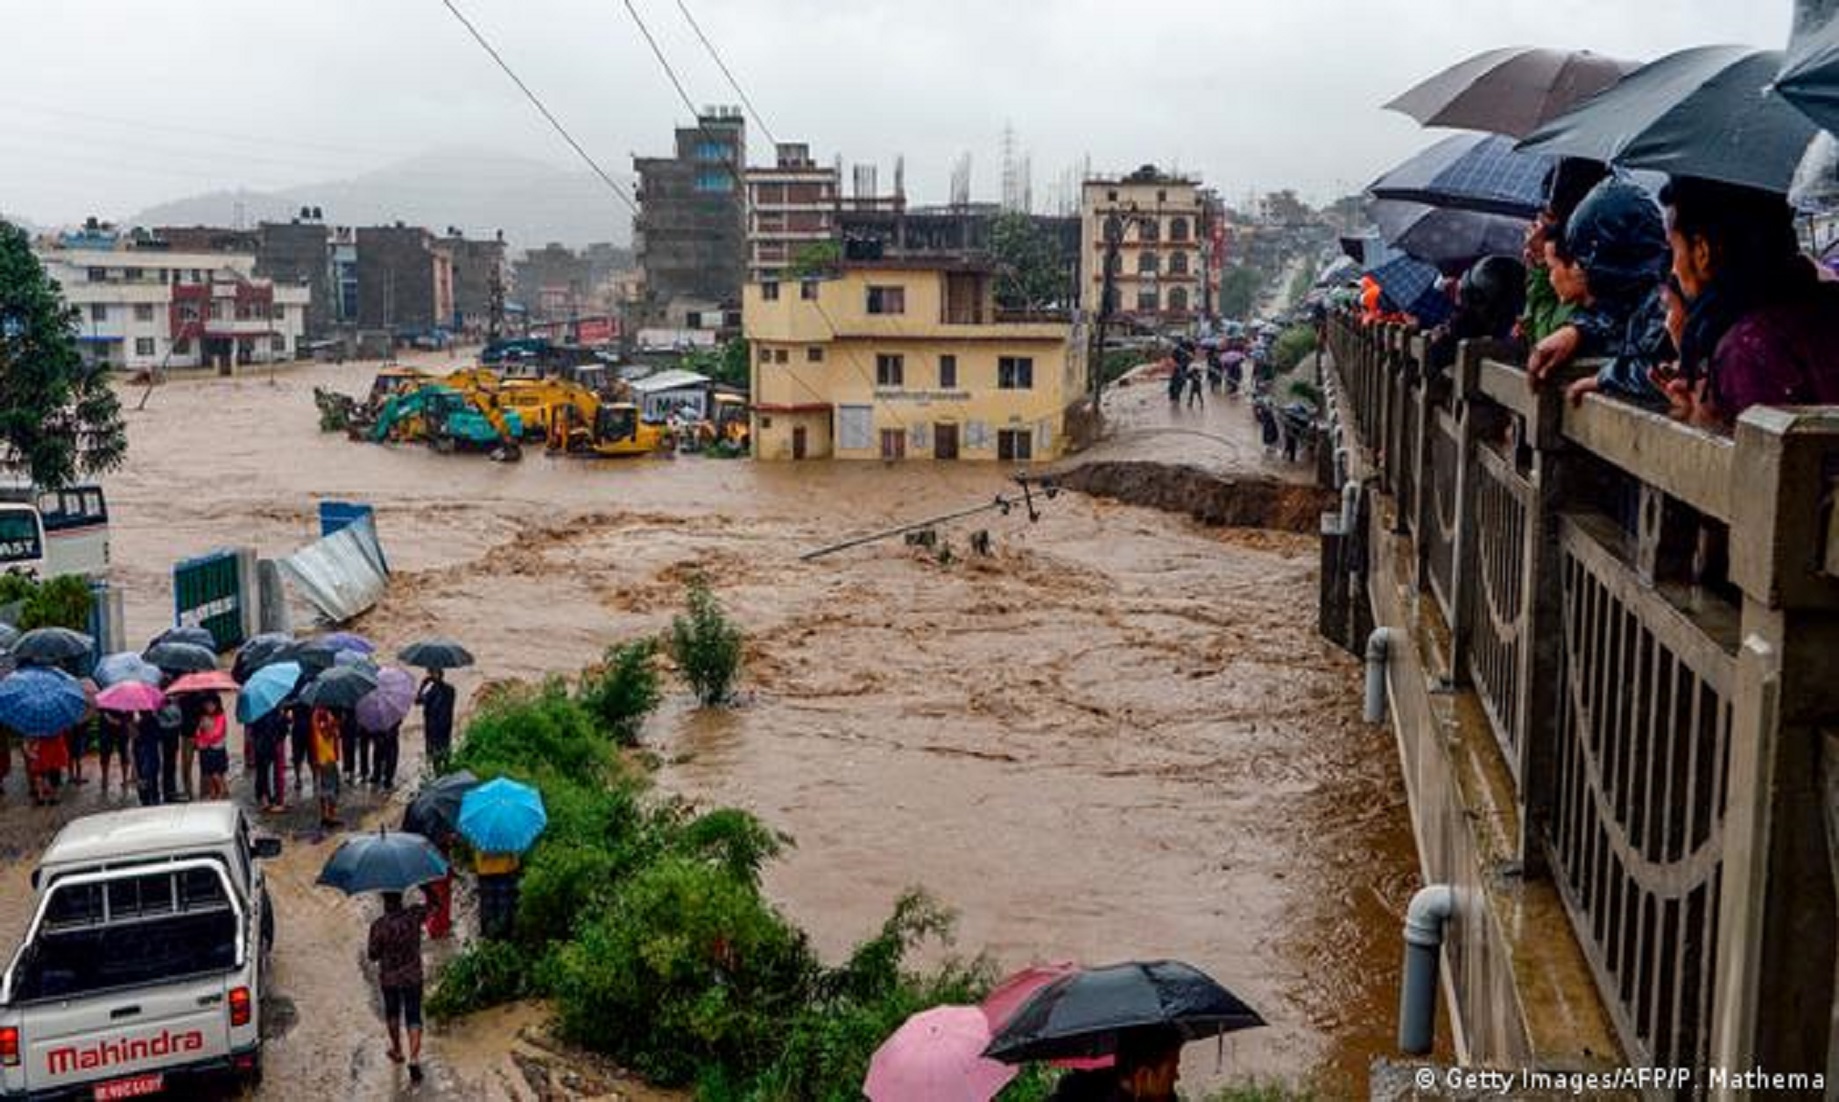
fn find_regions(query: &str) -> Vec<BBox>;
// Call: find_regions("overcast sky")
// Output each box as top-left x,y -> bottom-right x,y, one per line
0,0 -> 1794,231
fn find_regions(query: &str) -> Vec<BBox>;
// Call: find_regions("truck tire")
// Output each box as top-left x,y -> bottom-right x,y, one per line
261,887 -> 276,955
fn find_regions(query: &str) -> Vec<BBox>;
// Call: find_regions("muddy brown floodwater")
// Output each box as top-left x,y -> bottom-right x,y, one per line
0,355 -> 1418,1099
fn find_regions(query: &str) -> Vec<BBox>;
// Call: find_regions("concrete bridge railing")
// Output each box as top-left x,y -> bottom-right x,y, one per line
1320,311 -> 1839,1094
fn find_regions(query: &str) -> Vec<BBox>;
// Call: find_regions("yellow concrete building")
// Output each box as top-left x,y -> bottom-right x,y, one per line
1080,167 -> 1203,322
744,260 -> 1086,462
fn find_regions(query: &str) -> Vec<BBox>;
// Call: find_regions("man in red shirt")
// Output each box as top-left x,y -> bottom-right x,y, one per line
368,890 -> 432,1084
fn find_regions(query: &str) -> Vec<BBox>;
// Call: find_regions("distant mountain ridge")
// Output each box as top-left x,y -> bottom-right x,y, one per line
124,148 -> 631,250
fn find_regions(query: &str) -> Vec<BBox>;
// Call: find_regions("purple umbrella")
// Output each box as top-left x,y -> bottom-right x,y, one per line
318,632 -> 376,655
356,667 -> 416,732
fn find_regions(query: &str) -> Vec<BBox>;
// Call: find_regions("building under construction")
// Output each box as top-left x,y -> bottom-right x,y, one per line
633,107 -> 747,325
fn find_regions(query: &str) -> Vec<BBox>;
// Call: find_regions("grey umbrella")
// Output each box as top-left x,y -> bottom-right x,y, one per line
12,627 -> 95,667
317,830 -> 449,895
1368,133 -> 1551,219
398,638 -> 475,670
1519,46 -> 1819,195
1779,10 -> 1839,135
145,640 -> 218,674
1369,199 -> 1530,266
297,664 -> 381,710
0,623 -> 18,652
1386,46 -> 1640,139
148,625 -> 217,653
983,960 -> 1264,1064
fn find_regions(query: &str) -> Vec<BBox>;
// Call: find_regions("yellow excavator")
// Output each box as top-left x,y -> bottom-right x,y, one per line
541,386 -> 668,457
497,377 -> 632,442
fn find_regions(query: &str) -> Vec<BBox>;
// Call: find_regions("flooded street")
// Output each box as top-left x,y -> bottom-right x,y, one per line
0,357 -> 1417,1098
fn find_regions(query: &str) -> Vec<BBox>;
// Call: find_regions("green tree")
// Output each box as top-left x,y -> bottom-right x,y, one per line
990,212 -> 1068,310
1217,266 -> 1264,320
786,240 -> 840,280
0,220 -> 127,489
681,338 -> 750,392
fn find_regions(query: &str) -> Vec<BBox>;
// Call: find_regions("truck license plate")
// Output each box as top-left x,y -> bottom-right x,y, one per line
94,1073 -> 163,1100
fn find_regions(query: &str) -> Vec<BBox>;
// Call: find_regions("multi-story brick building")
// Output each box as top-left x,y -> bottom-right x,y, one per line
1080,166 -> 1205,323
634,108 -> 746,320
355,224 -> 452,335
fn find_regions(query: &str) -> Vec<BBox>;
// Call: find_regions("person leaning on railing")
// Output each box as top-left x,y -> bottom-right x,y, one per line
1524,179 -> 1674,408
1517,158 -> 1610,346
1645,176 -> 1839,434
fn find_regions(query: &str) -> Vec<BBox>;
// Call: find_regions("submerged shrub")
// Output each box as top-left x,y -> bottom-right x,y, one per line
669,576 -> 744,707
578,639 -> 662,744
451,679 -> 615,781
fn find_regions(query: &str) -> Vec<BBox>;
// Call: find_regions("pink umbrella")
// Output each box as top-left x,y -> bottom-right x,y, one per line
166,670 -> 239,695
96,681 -> 166,713
982,963 -> 1112,1071
356,667 -> 417,733
864,1005 -> 1017,1102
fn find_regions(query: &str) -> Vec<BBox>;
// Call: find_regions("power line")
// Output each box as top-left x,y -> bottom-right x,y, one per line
671,0 -> 777,148
619,0 -> 709,130
435,0 -> 638,217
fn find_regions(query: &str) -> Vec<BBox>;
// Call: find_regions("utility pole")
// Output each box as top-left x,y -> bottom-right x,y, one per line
488,257 -> 505,341
1091,212 -> 1123,413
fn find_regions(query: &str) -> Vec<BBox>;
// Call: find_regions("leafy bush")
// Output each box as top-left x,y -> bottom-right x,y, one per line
676,808 -> 787,889
1272,325 -> 1318,374
578,639 -> 661,744
669,577 -> 744,707
450,679 -> 615,782
0,573 -> 92,631
426,940 -> 534,1021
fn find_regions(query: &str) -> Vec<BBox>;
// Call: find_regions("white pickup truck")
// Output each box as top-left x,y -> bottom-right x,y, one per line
0,805 -> 280,1100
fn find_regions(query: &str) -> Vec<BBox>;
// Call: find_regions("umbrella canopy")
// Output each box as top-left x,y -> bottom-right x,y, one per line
983,960 -> 1265,1065
12,627 -> 94,668
402,769 -> 479,837
1519,46 -> 1820,194
97,681 -> 167,714
398,638 -> 475,670
0,623 -> 18,651
0,667 -> 90,737
1364,255 -> 1454,325
316,830 -> 450,895
317,631 -> 375,655
356,667 -> 417,732
145,641 -> 218,674
982,964 -> 1111,1072
166,670 -> 240,695
283,638 -> 343,675
1369,132 -> 1552,218
1779,12 -> 1839,135
458,777 -> 548,854
1385,46 -> 1640,139
865,1006 -> 1017,1102
233,633 -> 296,683
238,661 -> 303,724
148,625 -> 217,653
94,651 -> 164,688
297,664 -> 380,711
1369,199 -> 1530,266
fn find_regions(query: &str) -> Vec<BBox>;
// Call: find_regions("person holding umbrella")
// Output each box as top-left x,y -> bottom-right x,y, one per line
133,710 -> 164,806
458,777 -> 546,940
416,668 -> 457,773
1045,1027 -> 1184,1102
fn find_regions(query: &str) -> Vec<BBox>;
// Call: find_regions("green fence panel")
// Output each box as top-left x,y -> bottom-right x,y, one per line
173,549 -> 244,651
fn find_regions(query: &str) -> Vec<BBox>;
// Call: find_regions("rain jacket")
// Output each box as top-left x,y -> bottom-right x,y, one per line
1703,274 -> 1839,422
1521,267 -> 1574,344
1590,286 -> 1674,407
1564,181 -> 1669,361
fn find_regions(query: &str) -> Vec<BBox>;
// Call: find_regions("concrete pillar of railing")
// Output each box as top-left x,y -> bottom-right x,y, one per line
1509,366 -> 1571,879
1711,408 -> 1839,1095
1441,341 -> 1488,683
1390,332 -> 1424,536
1374,325 -> 1397,495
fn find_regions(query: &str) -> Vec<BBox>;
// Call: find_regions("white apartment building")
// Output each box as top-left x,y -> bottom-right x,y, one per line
36,247 -> 310,371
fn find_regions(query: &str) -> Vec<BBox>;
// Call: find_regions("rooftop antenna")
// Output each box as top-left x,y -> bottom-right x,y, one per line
950,152 -> 972,210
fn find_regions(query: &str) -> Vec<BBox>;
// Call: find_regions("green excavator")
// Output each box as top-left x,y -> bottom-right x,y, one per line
369,384 -> 524,461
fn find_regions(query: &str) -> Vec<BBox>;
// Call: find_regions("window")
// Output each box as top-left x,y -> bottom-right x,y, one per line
997,357 -> 1034,390
761,281 -> 780,301
133,303 -> 154,322
173,338 -> 191,355
1138,220 -> 1159,243
939,354 -> 957,389
695,141 -> 728,162
89,304 -> 107,322
998,428 -> 1033,462
1136,289 -> 1159,312
806,347 -> 824,362
272,335 -> 287,352
876,353 -> 904,387
1106,189 -> 1118,202
879,429 -> 906,460
1169,287 -> 1190,313
135,338 -> 155,356
87,267 -> 107,283
866,286 -> 905,315
695,169 -> 732,193
178,303 -> 200,323
800,281 -> 819,301
1156,189 -> 1167,202
1170,217 -> 1190,242
209,301 -> 225,321
1169,251 -> 1189,275
1137,252 -> 1159,274
838,405 -> 873,450
773,348 -> 789,364
273,305 -> 286,322
759,344 -> 773,364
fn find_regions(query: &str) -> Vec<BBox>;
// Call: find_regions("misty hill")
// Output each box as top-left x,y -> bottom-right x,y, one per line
127,149 -> 631,249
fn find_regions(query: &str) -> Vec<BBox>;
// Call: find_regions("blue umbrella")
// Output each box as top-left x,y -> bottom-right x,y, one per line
1365,254 -> 1454,326
238,661 -> 303,724
1369,132 -> 1551,218
94,651 -> 164,688
317,830 -> 449,895
0,667 -> 90,738
1369,199 -> 1530,266
458,777 -> 548,854
1520,46 -> 1818,195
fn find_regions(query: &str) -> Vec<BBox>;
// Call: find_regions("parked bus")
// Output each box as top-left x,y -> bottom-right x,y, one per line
0,484 -> 110,579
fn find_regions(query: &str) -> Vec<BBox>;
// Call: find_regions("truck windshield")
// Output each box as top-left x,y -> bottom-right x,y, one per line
0,508 -> 42,564
12,867 -> 237,1001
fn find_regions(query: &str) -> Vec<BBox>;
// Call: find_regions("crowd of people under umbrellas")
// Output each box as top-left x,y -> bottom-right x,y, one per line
0,625 -> 458,822
1154,329 -> 1317,463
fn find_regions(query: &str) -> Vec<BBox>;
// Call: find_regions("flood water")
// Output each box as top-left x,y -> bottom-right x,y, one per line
0,357 -> 1418,1099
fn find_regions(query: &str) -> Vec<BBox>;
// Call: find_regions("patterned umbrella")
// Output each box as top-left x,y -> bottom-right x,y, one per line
0,667 -> 90,737
1365,255 -> 1454,326
12,627 -> 94,668
1369,133 -> 1551,219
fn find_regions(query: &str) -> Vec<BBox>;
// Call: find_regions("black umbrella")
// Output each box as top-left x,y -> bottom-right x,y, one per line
283,637 -> 343,675
316,830 -> 449,895
145,640 -> 218,674
983,960 -> 1264,1064
297,664 -> 380,710
1369,199 -> 1529,266
1368,132 -> 1552,218
13,627 -> 95,667
1519,45 -> 1820,195
398,638 -> 475,670
402,770 -> 480,837
148,625 -> 217,653
1779,8 -> 1839,135
232,632 -> 296,683
1385,46 -> 1640,139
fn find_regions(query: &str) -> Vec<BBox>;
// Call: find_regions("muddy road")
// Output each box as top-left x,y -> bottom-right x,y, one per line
0,357 -> 1417,1098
